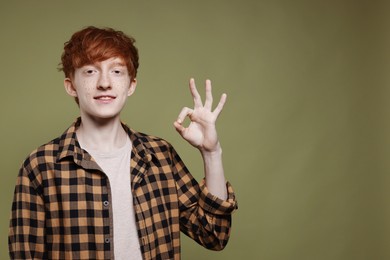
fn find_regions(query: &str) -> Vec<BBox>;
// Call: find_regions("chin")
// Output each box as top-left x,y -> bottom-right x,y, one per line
85,112 -> 122,122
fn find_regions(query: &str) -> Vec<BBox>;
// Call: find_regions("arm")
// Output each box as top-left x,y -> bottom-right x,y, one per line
169,144 -> 237,250
173,78 -> 228,200
9,166 -> 46,259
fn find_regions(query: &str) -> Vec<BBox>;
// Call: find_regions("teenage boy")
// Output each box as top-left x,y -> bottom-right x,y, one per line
9,26 -> 237,260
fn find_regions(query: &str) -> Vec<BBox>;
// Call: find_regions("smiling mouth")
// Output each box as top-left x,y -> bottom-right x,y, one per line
94,96 -> 116,100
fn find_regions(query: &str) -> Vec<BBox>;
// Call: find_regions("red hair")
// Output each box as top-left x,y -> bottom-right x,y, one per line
59,26 -> 139,79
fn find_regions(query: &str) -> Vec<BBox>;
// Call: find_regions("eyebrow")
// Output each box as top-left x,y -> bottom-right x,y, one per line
87,61 -> 126,68
112,62 -> 126,67
111,58 -> 127,66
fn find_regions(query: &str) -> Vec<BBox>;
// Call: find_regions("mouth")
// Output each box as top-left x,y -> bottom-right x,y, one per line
94,95 -> 116,104
94,95 -> 116,100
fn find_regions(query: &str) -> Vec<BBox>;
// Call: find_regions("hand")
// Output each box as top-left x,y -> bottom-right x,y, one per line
173,78 -> 226,153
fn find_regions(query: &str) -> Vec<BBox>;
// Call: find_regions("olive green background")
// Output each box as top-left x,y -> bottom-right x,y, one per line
1,1 -> 389,259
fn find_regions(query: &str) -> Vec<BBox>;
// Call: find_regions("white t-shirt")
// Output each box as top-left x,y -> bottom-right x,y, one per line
79,136 -> 142,260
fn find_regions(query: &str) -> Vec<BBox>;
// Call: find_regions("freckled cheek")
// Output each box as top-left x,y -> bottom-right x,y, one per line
112,79 -> 131,93
86,86 -> 95,97
77,80 -> 96,98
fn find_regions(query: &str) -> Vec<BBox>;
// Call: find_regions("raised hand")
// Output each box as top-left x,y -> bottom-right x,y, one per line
173,78 -> 226,153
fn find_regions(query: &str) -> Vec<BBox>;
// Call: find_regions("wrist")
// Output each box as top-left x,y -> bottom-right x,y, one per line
200,142 -> 223,158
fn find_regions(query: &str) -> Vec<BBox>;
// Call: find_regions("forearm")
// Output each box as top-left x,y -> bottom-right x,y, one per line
201,142 -> 228,200
179,179 -> 236,251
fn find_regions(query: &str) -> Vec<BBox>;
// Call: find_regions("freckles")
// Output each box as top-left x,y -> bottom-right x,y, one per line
76,82 -> 94,98
112,80 -> 130,91
84,80 -> 95,95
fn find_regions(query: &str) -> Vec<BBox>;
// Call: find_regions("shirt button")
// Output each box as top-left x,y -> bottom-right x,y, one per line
103,201 -> 109,207
105,238 -> 110,243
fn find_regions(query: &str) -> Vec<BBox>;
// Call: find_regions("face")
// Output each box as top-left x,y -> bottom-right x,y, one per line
64,57 -> 136,122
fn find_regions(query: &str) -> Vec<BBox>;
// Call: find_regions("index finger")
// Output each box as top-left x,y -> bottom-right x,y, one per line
189,78 -> 203,108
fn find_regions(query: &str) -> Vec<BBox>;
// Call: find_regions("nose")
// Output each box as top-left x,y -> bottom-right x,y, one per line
97,72 -> 111,90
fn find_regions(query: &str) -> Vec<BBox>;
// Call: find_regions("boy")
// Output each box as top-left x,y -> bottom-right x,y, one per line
9,26 -> 237,259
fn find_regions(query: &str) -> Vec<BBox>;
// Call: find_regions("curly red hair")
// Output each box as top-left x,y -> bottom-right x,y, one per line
59,26 -> 139,79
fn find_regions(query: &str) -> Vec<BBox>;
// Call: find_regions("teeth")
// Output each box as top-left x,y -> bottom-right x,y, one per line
98,96 -> 112,100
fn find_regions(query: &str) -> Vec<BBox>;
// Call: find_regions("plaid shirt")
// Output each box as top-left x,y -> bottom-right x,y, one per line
9,118 -> 238,259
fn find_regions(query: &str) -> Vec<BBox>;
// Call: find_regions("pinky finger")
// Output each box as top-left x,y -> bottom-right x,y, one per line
213,93 -> 227,116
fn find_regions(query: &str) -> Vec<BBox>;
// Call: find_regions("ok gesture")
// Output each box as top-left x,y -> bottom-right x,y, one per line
173,78 -> 226,153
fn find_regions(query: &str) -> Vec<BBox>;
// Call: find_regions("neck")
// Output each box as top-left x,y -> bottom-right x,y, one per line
76,115 -> 128,153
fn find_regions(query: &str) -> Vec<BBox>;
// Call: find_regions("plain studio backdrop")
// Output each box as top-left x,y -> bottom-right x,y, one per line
1,1 -> 389,259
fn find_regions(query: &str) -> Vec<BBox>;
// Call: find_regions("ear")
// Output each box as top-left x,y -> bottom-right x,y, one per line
128,79 -> 137,97
64,78 -> 77,97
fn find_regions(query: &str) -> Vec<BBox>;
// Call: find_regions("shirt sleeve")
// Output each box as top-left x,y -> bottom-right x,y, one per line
169,145 -> 238,251
198,179 -> 237,215
8,164 -> 46,259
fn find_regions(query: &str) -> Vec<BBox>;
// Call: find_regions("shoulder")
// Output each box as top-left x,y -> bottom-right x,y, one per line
132,130 -> 174,152
134,131 -> 170,145
127,128 -> 184,165
123,122 -> 172,149
21,136 -> 62,174
17,136 -> 62,190
22,119 -> 79,171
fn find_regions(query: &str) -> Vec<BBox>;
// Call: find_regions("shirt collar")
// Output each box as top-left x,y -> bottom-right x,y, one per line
122,122 -> 155,164
56,118 -> 155,165
56,118 -> 83,163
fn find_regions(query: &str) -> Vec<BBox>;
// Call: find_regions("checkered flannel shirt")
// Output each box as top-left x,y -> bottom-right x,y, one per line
9,118 -> 238,259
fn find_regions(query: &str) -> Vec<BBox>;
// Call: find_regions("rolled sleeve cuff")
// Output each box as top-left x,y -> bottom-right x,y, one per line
199,179 -> 238,215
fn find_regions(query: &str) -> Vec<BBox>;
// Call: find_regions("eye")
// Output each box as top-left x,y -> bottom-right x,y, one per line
112,69 -> 123,75
85,69 -> 97,75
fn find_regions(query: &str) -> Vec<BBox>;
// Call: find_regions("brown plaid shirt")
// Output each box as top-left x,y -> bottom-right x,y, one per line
9,118 -> 237,259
